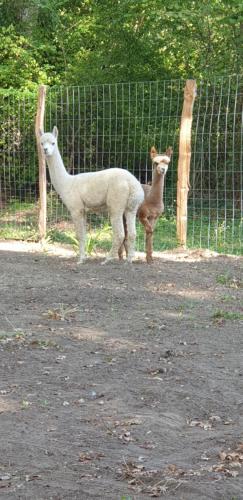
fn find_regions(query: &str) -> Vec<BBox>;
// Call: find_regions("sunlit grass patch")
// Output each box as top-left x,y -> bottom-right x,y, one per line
1,199 -> 242,256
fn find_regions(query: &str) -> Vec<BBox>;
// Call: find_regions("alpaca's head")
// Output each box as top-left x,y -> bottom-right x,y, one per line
39,126 -> 58,157
150,146 -> 172,176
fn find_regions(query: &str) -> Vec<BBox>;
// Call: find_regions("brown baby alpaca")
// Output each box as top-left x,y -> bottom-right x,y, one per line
119,146 -> 172,263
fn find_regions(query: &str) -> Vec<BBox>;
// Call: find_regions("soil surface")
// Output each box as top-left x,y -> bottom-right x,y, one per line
0,241 -> 243,499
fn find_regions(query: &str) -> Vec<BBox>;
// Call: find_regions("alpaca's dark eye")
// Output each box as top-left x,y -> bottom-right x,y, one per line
41,143 -> 43,146
153,161 -> 158,166
52,142 -> 55,145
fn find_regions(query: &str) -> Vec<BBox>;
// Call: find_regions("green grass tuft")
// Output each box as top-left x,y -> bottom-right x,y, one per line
212,310 -> 243,321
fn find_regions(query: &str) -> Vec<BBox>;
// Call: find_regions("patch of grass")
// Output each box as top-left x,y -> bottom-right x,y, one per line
43,304 -> 79,321
0,199 -> 38,240
86,223 -> 112,254
212,310 -> 243,321
187,216 -> 243,256
85,215 -> 243,255
47,223 -> 112,255
0,224 -> 38,241
1,199 -> 36,215
29,339 -> 60,349
0,331 -> 26,342
47,228 -> 79,250
39,399 -> 49,407
216,274 -> 232,285
1,199 -> 243,256
178,299 -> 201,311
21,400 -> 30,410
216,274 -> 242,288
220,295 -> 238,303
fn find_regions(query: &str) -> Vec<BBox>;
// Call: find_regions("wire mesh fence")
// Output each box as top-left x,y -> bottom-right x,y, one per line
189,75 -> 243,255
0,89 -> 38,239
0,76 -> 242,255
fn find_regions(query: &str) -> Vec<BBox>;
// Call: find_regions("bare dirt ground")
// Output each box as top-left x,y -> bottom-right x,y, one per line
0,241 -> 243,500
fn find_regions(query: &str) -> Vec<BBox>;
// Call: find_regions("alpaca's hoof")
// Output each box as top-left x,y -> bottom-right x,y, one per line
77,258 -> 86,265
146,257 -> 153,264
126,253 -> 135,263
125,257 -> 134,264
101,256 -> 119,265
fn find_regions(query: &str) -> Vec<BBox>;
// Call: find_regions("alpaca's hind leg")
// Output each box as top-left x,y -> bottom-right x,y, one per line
105,214 -> 125,263
124,210 -> 137,262
118,214 -> 128,260
118,244 -> 124,260
72,212 -> 87,263
139,215 -> 153,235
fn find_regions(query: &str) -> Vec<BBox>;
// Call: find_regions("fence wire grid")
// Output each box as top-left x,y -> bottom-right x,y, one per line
189,75 -> 243,255
0,75 -> 242,255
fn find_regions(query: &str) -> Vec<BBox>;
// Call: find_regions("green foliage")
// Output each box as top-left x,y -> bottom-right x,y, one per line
47,228 -> 79,250
0,0 -> 242,88
0,26 -> 48,89
85,223 -> 112,255
0,88 -> 38,202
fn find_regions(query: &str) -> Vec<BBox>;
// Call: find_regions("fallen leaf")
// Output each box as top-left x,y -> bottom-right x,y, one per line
124,417 -> 142,426
219,451 -> 227,461
219,443 -> 243,463
25,474 -> 41,482
119,431 -> 134,443
226,470 -> 239,477
140,443 -> 156,450
187,419 -> 212,430
79,451 -> 105,463
209,415 -> 222,423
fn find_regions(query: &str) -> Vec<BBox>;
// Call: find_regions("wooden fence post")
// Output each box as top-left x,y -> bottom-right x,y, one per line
176,79 -> 197,247
35,85 -> 47,241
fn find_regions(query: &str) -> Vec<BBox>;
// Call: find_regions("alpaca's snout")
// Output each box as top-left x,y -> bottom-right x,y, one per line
157,164 -> 168,175
43,146 -> 52,156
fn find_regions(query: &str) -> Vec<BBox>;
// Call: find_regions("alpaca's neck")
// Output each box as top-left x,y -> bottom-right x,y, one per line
150,171 -> 165,200
46,148 -> 72,200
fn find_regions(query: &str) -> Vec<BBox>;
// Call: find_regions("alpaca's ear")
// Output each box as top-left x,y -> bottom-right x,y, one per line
150,146 -> 158,159
166,147 -> 173,158
52,126 -> 58,138
39,128 -> 43,137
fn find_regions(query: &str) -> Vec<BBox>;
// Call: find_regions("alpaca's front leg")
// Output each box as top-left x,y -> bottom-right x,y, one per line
145,217 -> 156,263
71,211 -> 87,264
78,216 -> 87,263
146,231 -> 153,263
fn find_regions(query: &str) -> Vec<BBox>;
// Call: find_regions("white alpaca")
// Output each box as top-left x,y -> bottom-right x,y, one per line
39,127 -> 144,263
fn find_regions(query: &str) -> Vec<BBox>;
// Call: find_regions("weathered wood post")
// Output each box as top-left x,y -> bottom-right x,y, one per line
35,85 -> 47,240
176,79 -> 197,247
